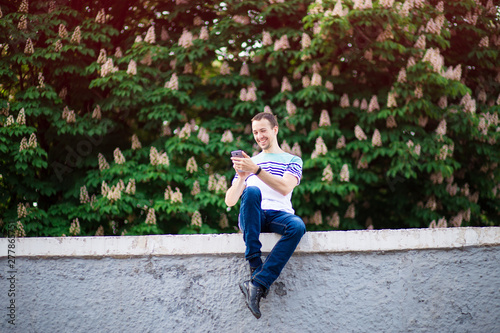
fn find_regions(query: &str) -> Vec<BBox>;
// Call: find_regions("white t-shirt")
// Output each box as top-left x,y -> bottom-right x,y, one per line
233,152 -> 303,214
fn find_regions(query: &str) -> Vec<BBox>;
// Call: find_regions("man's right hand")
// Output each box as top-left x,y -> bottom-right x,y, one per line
231,151 -> 257,179
234,164 -> 251,179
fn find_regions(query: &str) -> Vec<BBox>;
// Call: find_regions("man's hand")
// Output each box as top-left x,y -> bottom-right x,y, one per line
231,151 -> 258,178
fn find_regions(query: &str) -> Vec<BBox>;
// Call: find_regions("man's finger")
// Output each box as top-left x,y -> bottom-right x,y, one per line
242,151 -> 250,158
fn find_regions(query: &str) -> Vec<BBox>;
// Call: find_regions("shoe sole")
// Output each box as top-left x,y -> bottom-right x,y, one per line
239,281 -> 261,319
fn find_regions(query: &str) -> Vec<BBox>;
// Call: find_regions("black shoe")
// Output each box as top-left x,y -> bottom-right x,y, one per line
248,267 -> 269,298
239,280 -> 264,319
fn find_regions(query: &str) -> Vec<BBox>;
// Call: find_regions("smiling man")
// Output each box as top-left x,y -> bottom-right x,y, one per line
225,112 -> 306,319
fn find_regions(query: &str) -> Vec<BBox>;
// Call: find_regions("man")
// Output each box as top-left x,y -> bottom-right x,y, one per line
225,112 -> 306,319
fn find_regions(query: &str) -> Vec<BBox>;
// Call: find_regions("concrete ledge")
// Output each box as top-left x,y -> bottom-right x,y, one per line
2,227 -> 500,332
1,227 -> 499,258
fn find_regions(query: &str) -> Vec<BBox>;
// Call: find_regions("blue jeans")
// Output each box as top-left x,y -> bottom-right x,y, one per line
239,186 -> 306,290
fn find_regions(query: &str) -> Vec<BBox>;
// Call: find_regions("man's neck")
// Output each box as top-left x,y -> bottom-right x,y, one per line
262,143 -> 283,154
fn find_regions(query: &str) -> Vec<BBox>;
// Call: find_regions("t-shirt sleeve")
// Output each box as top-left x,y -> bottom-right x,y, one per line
285,155 -> 303,184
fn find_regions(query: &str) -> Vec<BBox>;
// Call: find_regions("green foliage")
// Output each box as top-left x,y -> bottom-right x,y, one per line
1,0 -> 499,237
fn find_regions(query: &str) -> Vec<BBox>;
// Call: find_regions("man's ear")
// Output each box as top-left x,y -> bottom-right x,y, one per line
274,126 -> 279,135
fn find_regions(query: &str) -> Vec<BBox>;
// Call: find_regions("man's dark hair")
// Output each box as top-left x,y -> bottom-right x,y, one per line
251,112 -> 279,128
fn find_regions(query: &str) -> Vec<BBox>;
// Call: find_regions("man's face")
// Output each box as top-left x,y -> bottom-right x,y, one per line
252,119 -> 277,151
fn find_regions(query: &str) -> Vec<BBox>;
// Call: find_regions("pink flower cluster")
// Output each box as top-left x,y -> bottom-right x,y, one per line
435,119 -> 447,137
219,214 -> 229,229
80,185 -> 90,204
18,0 -> 28,13
240,83 -> 257,102
62,106 -> 76,123
102,180 -> 123,202
319,110 -> 331,127
344,203 -> 355,218
179,29 -> 194,48
281,76 -> 292,92
274,35 -> 290,51
291,142 -> 302,157
376,25 -> 393,43
191,180 -> 201,196
191,211 -> 202,227
186,156 -> 198,173
97,153 -> 109,171
460,93 -> 476,114
429,218 -> 447,228
336,136 -> 346,149
368,95 -> 379,113
150,147 -> 169,166
197,127 -> 210,144
131,134 -> 142,149
426,15 -> 445,35
145,26 -> 155,44
59,24 -> 68,38
165,73 -> 178,90
322,164 -> 333,182
339,164 -> 349,182
17,108 -> 26,125
69,218 -> 81,235
311,73 -> 322,86
113,148 -> 126,164
24,38 -> 34,54
380,0 -> 395,8
71,26 -> 81,44
92,105 -> 101,120
220,61 -> 231,75
423,48 -> 444,73
354,125 -> 367,141
18,15 -> 27,30
17,203 -> 28,219
340,93 -> 350,108
221,130 -> 234,143
100,58 -> 118,77
311,136 -> 327,159
286,100 -> 297,116
371,129 -> 382,147
310,211 -> 323,225
145,208 -> 156,225
233,15 -> 250,25
127,60 -> 137,75
262,31 -> 273,46
125,179 -> 136,195
165,186 -> 183,203
407,140 -> 421,156
95,9 -> 107,24
208,174 -> 227,193
240,63 -> 250,76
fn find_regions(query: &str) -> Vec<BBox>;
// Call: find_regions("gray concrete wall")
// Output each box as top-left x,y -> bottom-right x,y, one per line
1,228 -> 499,333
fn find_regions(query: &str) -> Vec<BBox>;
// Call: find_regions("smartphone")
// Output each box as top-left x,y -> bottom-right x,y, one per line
231,150 -> 244,158
231,150 -> 244,172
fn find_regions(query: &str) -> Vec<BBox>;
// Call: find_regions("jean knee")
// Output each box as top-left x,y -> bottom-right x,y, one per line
242,186 -> 261,200
289,217 -> 306,238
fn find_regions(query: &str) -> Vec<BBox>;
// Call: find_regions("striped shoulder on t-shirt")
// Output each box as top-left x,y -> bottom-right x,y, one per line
252,152 -> 303,183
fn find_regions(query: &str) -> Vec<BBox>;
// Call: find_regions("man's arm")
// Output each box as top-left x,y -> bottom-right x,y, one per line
225,176 -> 247,207
254,168 -> 298,196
